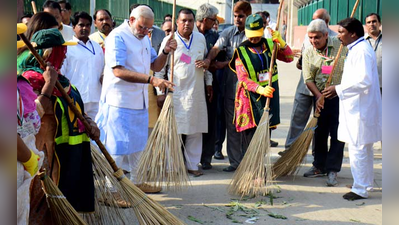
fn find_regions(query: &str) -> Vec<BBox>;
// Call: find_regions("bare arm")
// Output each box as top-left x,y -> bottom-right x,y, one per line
206,46 -> 221,62
151,37 -> 177,72
306,82 -> 324,113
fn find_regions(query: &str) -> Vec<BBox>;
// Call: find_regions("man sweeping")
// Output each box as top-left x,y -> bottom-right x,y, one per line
302,19 -> 347,186
155,8 -> 212,177
323,18 -> 382,200
96,5 -> 176,193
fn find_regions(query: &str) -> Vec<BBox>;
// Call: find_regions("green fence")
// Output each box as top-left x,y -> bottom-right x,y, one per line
298,0 -> 381,25
24,0 -> 195,27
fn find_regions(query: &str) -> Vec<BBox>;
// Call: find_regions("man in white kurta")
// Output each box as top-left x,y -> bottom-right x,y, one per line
155,9 -> 212,176
61,12 -> 104,119
95,6 -> 175,189
323,18 -> 382,200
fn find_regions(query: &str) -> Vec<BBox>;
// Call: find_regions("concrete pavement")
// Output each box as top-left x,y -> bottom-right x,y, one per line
137,58 -> 382,225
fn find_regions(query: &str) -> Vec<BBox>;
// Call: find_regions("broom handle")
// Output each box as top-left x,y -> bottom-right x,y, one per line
169,0 -> 176,83
18,33 -> 120,172
31,1 -> 38,14
265,0 -> 284,110
325,0 -> 359,88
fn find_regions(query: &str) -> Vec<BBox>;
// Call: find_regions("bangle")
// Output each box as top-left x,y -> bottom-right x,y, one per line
39,93 -> 51,99
147,76 -> 152,83
162,49 -> 169,55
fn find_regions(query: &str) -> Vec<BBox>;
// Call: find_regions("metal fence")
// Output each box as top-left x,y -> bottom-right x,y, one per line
24,0 -> 195,27
297,0 -> 381,25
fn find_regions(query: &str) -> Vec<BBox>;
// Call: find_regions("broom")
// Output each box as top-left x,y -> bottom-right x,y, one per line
272,0 -> 360,179
39,171 -> 87,225
136,0 -> 189,190
18,24 -> 185,225
228,0 -> 285,197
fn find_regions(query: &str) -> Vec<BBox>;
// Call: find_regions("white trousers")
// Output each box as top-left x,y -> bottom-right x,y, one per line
112,151 -> 142,184
183,133 -> 203,171
85,102 -> 99,120
348,143 -> 374,198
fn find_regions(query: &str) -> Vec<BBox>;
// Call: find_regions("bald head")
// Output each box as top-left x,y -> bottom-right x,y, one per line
313,8 -> 330,25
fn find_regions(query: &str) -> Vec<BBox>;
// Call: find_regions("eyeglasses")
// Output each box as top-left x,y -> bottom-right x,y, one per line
206,17 -> 217,22
138,25 -> 153,32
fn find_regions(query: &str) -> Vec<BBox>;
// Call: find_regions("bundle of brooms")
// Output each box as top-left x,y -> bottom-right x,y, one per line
136,0 -> 189,191
228,0 -> 285,197
272,0 -> 360,179
18,23 -> 185,225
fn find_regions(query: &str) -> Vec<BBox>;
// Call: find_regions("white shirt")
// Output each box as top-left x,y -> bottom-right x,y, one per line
60,24 -> 74,41
101,20 -> 157,110
155,31 -> 211,135
335,37 -> 382,145
61,36 -> 104,104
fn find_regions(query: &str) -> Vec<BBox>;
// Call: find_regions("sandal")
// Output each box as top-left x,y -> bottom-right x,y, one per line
188,170 -> 203,177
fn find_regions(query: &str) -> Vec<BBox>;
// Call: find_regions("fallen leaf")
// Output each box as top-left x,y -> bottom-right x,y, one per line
187,215 -> 204,224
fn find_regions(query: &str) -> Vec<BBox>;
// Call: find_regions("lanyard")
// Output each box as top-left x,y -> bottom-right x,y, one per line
98,32 -> 105,41
78,41 -> 95,55
349,37 -> 364,51
252,46 -> 265,70
367,35 -> 381,52
176,32 -> 193,51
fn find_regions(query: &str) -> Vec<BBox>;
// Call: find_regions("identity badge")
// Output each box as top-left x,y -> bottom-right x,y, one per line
180,53 -> 191,64
258,72 -> 270,82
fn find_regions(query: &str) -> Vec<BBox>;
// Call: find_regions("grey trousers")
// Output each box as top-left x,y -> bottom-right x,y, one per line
284,84 -> 314,150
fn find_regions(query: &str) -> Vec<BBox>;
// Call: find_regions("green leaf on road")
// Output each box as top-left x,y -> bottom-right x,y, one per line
268,212 -> 287,220
187,215 -> 204,224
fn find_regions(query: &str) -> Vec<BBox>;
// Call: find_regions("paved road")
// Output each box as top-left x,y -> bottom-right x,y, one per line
131,58 -> 382,225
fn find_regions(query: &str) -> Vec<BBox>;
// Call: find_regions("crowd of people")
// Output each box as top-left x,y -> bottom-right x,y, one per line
17,0 -> 382,224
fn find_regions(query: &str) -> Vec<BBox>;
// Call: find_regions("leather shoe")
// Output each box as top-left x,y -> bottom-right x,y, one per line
214,151 -> 224,160
202,162 -> 212,170
343,192 -> 366,201
223,166 -> 236,172
270,140 -> 278,147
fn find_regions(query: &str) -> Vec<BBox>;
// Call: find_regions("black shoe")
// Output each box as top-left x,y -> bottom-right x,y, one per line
270,140 -> 278,147
278,150 -> 288,156
202,162 -> 212,170
303,166 -> 326,178
214,151 -> 224,160
343,192 -> 366,201
223,166 -> 236,172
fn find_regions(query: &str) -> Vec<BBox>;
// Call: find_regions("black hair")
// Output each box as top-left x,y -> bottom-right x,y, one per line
164,14 -> 172,20
72,11 -> 92,26
178,8 -> 195,20
20,13 -> 33,21
338,17 -> 364,38
263,11 -> 270,18
42,0 -> 61,13
58,0 -> 71,10
365,13 -> 381,23
93,9 -> 112,21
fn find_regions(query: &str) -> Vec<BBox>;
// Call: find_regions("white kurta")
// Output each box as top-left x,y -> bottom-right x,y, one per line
335,37 -> 382,145
61,37 -> 104,105
155,31 -> 211,135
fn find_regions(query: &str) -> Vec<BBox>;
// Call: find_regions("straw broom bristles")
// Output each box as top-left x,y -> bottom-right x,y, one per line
113,169 -> 185,225
229,110 -> 275,197
136,92 -> 189,190
39,171 -> 87,225
91,144 -> 130,224
272,115 -> 318,178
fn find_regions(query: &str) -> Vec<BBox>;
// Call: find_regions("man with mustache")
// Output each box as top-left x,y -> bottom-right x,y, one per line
90,9 -> 113,50
155,8 -> 212,177
96,5 -> 176,193
364,13 -> 382,94
323,18 -> 382,200
61,11 -> 104,120
205,1 -> 252,172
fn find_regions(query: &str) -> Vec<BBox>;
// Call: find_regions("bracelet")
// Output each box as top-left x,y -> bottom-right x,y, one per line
39,93 -> 51,99
162,49 -> 169,55
147,76 -> 152,83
